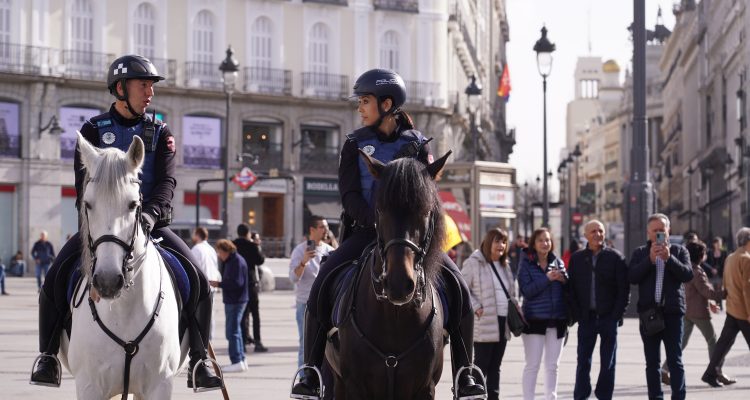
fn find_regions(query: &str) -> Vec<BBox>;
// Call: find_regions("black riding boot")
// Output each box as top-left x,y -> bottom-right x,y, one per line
449,307 -> 486,399
186,295 -> 223,391
290,310 -> 327,399
30,290 -> 63,387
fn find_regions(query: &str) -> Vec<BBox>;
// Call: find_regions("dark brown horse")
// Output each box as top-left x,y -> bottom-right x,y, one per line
325,150 -> 451,400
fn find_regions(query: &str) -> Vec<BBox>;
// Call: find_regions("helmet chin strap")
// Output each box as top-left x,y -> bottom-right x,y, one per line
115,80 -> 145,119
368,98 -> 398,129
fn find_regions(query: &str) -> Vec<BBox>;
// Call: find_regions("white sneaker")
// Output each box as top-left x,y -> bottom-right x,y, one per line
222,362 -> 245,373
241,360 -> 248,371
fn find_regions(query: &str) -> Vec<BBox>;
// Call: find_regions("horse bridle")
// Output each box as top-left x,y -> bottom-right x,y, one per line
371,210 -> 437,306
84,177 -> 148,290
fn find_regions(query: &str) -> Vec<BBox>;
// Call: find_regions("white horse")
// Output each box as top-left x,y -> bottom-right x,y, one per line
59,132 -> 187,399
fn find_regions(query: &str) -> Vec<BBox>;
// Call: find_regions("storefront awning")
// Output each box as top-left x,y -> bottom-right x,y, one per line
439,191 -> 472,243
305,200 -> 342,223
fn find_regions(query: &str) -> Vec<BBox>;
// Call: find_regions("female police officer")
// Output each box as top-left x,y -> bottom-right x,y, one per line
30,55 -> 223,392
291,69 -> 486,399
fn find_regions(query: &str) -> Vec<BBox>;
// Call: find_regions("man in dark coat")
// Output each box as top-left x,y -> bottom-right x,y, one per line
233,224 -> 267,352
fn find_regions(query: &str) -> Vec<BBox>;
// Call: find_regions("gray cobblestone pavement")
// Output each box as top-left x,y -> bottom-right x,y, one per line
2,276 -> 750,399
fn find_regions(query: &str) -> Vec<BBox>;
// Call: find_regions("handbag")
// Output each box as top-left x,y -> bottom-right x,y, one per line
639,287 -> 666,336
489,261 -> 528,337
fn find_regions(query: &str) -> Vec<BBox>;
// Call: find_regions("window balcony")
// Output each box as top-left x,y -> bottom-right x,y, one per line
373,0 -> 418,13
302,0 -> 348,5
299,146 -> 340,174
61,49 -> 114,81
185,61 -> 224,90
150,58 -> 177,87
244,67 -> 292,96
406,81 -> 443,107
301,72 -> 349,100
0,43 -> 57,75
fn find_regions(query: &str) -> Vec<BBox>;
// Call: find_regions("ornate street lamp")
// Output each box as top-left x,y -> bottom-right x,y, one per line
219,46 -> 240,238
534,26 -> 556,227
465,75 -> 482,161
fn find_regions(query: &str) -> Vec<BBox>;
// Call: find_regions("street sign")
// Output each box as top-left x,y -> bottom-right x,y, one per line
572,212 -> 583,225
232,167 -> 258,190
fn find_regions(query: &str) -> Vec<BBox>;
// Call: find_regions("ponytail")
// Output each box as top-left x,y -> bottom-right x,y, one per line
395,110 -> 415,130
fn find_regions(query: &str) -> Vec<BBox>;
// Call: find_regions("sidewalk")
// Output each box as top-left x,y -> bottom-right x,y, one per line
2,276 -> 749,399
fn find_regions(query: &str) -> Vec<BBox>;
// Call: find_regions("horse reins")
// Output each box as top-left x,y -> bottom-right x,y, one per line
371,210 -> 437,307
87,253 -> 165,400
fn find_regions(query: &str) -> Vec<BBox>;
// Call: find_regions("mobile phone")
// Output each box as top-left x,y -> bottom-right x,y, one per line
656,232 -> 666,245
307,240 -> 315,251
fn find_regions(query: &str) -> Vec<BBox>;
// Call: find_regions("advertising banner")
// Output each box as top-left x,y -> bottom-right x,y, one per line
59,106 -> 101,159
183,115 -> 221,169
0,102 -> 20,158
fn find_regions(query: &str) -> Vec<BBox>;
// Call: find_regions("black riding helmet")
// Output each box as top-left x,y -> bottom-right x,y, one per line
107,55 -> 164,117
352,68 -> 407,127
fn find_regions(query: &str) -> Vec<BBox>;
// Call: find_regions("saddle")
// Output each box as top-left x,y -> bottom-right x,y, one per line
65,244 -> 194,338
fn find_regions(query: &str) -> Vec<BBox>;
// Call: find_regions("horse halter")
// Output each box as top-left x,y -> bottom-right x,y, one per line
84,177 -> 147,290
371,210 -> 437,306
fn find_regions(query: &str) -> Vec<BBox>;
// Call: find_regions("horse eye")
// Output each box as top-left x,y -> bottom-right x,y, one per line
84,202 -> 92,210
129,201 -> 138,211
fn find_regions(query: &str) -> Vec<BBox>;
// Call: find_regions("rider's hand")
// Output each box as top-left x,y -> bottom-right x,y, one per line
141,212 -> 156,236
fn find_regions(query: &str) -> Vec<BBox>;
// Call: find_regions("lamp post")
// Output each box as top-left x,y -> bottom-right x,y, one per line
219,46 -> 240,239
687,164 -> 696,231
523,181 -> 530,238
534,26 -> 555,227
465,75 -> 482,162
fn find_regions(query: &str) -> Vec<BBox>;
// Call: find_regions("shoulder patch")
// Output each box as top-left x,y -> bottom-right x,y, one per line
96,119 -> 112,128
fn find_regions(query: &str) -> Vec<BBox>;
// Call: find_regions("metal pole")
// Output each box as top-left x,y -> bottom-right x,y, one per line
196,180 -> 201,230
472,111 -> 478,162
688,174 -> 693,231
221,92 -> 232,239
624,0 -> 653,258
524,184 -> 529,238
542,76 -> 549,227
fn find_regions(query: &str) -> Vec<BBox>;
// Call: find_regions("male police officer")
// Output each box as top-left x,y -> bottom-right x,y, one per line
30,55 -> 223,391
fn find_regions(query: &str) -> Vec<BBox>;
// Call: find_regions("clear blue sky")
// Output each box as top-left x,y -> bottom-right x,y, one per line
505,0 -> 676,194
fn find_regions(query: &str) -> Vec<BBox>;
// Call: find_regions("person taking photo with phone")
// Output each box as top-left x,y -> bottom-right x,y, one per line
289,216 -> 334,368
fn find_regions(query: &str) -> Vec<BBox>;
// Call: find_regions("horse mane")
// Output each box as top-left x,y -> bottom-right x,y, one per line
374,157 -> 446,284
79,147 -> 142,276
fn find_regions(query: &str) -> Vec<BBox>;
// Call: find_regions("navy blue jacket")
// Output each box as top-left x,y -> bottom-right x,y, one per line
518,251 -> 567,320
219,252 -> 249,304
628,242 -> 693,315
338,124 -> 432,227
568,245 -> 630,322
31,240 -> 55,264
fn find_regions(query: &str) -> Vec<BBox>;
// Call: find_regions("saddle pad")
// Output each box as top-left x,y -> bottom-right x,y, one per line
155,246 -> 191,307
331,264 -> 360,328
66,248 -> 190,307
436,277 -> 450,330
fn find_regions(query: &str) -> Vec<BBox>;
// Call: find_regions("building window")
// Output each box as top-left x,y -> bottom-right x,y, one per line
380,30 -> 399,71
580,79 -> 599,99
250,17 -> 273,69
242,120 -> 283,171
134,2 -> 156,58
0,0 -> 10,44
71,0 -> 94,57
309,22 -> 329,74
706,95 -> 712,144
193,10 -> 214,64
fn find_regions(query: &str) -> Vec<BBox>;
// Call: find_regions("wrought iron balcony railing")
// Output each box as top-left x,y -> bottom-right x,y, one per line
61,49 -> 114,81
301,72 -> 349,100
406,81 -> 442,107
242,143 -> 284,172
0,43 -> 58,75
299,146 -> 340,173
185,61 -> 224,90
373,0 -> 418,13
244,67 -> 292,96
302,0 -> 347,5
150,58 -> 177,87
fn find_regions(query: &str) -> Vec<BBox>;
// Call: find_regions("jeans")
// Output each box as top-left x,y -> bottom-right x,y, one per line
704,313 -> 750,377
640,313 -> 685,400
242,284 -> 262,344
522,327 -> 565,400
0,264 -> 6,293
474,317 -> 508,400
296,301 -> 306,367
574,313 -> 619,400
36,262 -> 50,289
225,302 -> 247,364
662,317 -> 716,372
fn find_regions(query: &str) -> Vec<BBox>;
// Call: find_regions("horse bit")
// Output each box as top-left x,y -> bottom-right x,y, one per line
371,210 -> 437,307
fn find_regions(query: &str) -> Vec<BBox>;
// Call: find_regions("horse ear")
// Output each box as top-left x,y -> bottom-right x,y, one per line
358,148 -> 385,179
77,131 -> 100,170
127,135 -> 145,171
426,150 -> 452,180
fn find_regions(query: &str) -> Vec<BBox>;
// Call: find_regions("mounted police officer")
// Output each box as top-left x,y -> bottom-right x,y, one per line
290,69 -> 486,399
30,55 -> 223,392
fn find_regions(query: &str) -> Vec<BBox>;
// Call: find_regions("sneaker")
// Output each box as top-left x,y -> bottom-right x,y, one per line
1,292 -> 8,295
254,343 -> 269,353
222,362 -> 246,373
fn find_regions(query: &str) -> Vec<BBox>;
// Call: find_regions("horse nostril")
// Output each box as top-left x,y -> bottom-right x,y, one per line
116,274 -> 125,290
405,279 -> 415,294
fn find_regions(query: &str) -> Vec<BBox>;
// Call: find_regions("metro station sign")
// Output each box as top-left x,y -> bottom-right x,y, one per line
232,167 -> 258,190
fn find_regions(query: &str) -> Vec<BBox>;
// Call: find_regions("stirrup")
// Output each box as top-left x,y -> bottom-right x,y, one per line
191,357 -> 224,393
453,364 -> 488,400
290,365 -> 325,400
29,353 -> 62,388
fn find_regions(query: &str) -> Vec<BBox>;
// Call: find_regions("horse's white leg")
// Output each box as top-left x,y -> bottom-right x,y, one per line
74,377 -> 108,400
143,379 -> 173,400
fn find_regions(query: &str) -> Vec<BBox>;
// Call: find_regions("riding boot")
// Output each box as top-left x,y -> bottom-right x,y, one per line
186,294 -> 223,391
291,309 -> 327,399
449,311 -> 486,399
30,290 -> 63,387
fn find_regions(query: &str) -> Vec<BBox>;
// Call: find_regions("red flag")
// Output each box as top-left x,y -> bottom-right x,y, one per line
497,63 -> 511,102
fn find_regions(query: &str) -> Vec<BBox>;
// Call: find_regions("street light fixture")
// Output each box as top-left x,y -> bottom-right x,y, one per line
465,75 -> 482,162
219,46 -> 240,239
534,25 -> 556,227
39,114 -> 64,136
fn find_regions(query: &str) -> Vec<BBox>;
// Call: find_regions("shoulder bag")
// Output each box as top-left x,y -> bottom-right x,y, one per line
489,261 -> 528,337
